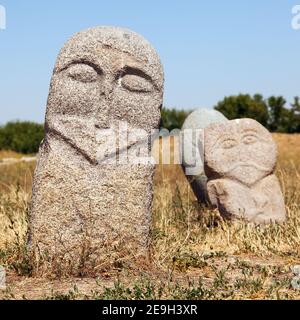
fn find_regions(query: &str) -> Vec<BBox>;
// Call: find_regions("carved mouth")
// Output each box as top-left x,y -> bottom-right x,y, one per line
227,162 -> 269,173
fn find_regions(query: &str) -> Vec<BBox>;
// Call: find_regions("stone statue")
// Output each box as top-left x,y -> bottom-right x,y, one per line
204,118 -> 286,224
29,26 -> 164,273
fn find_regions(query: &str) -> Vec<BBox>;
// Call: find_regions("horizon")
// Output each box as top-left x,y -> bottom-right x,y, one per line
0,1 -> 300,124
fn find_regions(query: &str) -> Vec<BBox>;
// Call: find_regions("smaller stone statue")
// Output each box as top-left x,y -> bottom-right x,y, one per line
204,118 -> 286,224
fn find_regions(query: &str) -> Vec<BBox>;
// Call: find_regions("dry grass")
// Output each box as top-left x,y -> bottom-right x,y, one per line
0,134 -> 299,299
0,151 -> 25,160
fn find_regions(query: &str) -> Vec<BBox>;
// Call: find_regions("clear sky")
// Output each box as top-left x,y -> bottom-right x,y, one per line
0,0 -> 299,123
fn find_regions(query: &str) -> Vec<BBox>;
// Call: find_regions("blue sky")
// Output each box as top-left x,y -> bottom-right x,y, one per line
0,0 -> 300,123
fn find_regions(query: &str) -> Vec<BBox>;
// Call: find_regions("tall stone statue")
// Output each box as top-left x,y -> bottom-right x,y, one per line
204,118 -> 286,224
29,27 -> 164,273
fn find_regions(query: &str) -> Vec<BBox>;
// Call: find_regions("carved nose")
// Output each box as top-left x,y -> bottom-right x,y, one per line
95,101 -> 110,129
95,78 -> 114,129
237,144 -> 248,162
100,76 -> 115,97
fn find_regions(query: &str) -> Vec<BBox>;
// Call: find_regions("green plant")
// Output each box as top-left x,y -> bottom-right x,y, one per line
0,121 -> 44,154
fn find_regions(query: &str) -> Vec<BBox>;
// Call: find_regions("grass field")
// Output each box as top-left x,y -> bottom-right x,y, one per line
0,134 -> 299,299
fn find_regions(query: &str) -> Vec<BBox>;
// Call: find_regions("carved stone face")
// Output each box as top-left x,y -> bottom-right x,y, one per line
204,119 -> 277,186
45,27 -> 164,163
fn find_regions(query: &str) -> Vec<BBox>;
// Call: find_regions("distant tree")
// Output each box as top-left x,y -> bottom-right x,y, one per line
0,121 -> 44,154
214,94 -> 269,127
160,108 -> 191,131
267,96 -> 289,132
288,96 -> 300,133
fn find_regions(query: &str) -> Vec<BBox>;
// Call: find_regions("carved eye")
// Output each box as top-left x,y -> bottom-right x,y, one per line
121,74 -> 154,93
66,63 -> 98,83
243,134 -> 258,145
221,139 -> 238,149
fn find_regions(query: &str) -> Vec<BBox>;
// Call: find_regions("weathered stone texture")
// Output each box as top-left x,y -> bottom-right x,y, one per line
204,118 -> 286,224
29,27 -> 164,272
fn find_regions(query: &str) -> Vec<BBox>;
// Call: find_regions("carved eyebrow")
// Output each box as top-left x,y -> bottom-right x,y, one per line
58,60 -> 103,75
210,135 -> 237,149
242,128 -> 271,143
117,65 -> 157,89
219,136 -> 238,145
242,129 -> 258,134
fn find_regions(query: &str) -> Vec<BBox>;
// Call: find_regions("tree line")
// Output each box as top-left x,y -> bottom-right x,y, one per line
161,94 -> 300,133
0,93 -> 299,154
0,121 -> 44,154
214,94 -> 300,133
